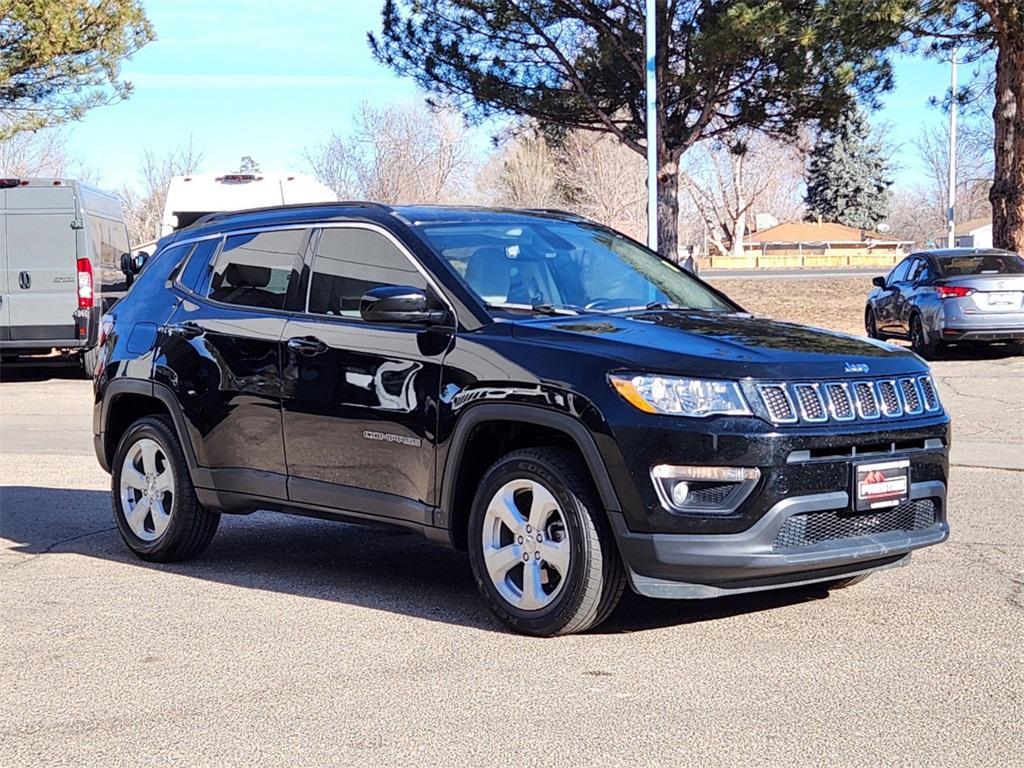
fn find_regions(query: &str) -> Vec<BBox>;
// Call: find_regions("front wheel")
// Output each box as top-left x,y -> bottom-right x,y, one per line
865,307 -> 880,339
467,448 -> 625,636
111,415 -> 220,562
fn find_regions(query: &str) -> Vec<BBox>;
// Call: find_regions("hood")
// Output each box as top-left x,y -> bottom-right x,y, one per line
509,310 -> 926,380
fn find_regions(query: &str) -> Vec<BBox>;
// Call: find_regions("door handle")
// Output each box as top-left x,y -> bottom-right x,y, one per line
165,321 -> 205,340
286,336 -> 328,356
18,271 -> 30,290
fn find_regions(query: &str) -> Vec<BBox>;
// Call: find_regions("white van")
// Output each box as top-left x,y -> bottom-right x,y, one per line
159,171 -> 337,237
0,178 -> 131,375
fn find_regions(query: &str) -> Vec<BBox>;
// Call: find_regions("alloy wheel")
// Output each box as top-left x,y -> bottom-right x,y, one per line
481,478 -> 571,611
119,438 -> 174,542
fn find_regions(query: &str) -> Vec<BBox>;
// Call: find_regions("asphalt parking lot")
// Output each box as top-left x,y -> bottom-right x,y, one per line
2,351 -> 1022,767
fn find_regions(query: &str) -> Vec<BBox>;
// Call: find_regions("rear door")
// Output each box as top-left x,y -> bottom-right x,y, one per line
0,206 -> 10,337
4,186 -> 79,342
157,227 -> 311,498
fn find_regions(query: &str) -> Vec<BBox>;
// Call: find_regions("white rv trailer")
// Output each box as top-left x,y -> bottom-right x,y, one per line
159,171 -> 338,238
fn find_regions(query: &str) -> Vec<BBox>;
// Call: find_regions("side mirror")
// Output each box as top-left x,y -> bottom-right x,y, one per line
360,285 -> 448,325
872,276 -> 886,288
121,251 -> 149,276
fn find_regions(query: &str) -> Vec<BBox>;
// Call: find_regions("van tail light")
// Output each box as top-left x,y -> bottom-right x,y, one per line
76,257 -> 94,309
935,285 -> 974,299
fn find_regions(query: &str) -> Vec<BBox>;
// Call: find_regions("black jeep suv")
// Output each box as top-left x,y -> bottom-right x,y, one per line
93,204 -> 950,635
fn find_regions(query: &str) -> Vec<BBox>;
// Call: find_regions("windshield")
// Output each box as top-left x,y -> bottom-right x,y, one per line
938,253 -> 1024,277
417,219 -> 736,314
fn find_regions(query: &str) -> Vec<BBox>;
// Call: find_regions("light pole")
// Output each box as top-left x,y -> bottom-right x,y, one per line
645,0 -> 658,252
947,50 -> 958,249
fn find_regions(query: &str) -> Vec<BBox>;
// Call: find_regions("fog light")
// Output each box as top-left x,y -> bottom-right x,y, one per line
671,481 -> 690,507
650,464 -> 761,515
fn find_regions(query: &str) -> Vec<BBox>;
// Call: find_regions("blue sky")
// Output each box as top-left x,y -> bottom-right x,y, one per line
68,1 -> 958,191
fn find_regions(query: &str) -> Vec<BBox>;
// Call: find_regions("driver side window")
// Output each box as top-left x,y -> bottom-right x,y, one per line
307,227 -> 427,318
887,259 -> 911,285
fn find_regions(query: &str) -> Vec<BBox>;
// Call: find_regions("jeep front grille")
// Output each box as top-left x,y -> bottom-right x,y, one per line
773,499 -> 938,551
756,376 -> 941,426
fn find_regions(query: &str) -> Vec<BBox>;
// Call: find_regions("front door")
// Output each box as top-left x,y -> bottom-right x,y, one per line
281,224 -> 451,525
156,228 -> 311,499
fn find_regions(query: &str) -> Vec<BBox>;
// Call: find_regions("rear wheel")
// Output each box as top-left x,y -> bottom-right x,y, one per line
910,315 -> 939,359
467,447 -> 625,636
111,415 -> 219,562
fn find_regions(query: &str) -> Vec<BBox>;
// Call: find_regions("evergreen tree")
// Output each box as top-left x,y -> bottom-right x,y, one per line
0,0 -> 153,139
371,0 -> 917,257
805,108 -> 892,230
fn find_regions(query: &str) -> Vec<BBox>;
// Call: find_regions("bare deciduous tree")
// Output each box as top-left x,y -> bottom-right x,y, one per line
0,128 -> 71,177
481,128 -> 646,241
681,131 -> 806,257
306,102 -> 477,205
118,137 -> 204,246
479,132 -> 563,211
916,119 -> 994,231
558,132 -> 647,241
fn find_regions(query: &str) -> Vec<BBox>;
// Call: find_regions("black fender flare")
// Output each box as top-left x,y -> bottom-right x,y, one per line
98,379 -> 208,486
439,403 -> 622,523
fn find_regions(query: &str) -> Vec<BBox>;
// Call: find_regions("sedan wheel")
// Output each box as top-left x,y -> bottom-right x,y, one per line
910,316 -> 938,359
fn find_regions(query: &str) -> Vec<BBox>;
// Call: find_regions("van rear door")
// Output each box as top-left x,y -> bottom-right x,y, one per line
0,210 -> 10,335
4,185 -> 80,343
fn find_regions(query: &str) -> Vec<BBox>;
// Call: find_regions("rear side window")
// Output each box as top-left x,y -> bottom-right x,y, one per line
207,229 -> 308,310
307,227 -> 426,318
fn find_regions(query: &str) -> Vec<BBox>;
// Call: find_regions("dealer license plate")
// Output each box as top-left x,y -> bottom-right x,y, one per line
854,459 -> 910,511
987,291 -> 1017,306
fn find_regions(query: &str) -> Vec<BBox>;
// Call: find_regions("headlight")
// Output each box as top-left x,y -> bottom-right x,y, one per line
609,374 -> 751,417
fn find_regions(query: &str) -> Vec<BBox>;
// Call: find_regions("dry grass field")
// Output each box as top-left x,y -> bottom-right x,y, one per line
710,277 -> 874,337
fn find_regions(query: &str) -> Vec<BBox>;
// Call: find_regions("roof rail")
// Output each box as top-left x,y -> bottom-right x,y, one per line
188,200 -> 391,228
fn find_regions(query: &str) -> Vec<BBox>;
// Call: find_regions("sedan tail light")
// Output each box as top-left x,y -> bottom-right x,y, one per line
76,257 -> 94,309
935,284 -> 974,299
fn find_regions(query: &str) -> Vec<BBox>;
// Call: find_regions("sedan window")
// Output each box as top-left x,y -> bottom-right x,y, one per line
938,253 -> 1024,276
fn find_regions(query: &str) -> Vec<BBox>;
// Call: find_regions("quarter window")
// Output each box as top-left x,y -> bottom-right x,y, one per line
207,229 -> 308,310
307,227 -> 427,318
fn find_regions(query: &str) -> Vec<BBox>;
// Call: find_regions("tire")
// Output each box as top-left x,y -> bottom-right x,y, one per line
467,447 -> 626,636
910,315 -> 939,360
826,573 -> 870,590
865,307 -> 880,339
111,415 -> 219,562
81,347 -> 99,378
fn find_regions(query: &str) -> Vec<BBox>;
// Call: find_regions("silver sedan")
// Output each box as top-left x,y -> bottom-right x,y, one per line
866,248 -> 1024,359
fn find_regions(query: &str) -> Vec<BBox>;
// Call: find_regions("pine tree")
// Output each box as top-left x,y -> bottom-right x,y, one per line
371,1 -> 917,257
805,108 -> 892,230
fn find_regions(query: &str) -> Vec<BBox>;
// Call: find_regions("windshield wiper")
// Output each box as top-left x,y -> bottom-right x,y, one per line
487,302 -> 583,316
605,301 -> 680,313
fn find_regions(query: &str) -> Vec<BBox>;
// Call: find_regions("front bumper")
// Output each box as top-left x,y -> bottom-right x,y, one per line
613,479 -> 948,598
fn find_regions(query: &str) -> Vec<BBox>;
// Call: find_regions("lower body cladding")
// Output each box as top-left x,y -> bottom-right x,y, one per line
611,480 -> 948,598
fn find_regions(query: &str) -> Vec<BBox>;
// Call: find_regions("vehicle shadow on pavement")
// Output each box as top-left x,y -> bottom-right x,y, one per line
0,361 -> 85,382
1,485 -> 827,635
